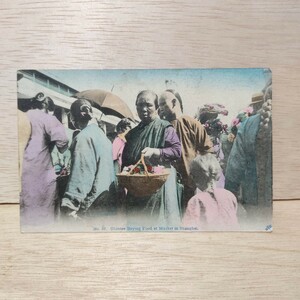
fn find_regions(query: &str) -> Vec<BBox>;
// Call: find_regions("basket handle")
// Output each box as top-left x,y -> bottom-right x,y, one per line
129,154 -> 150,176
141,154 -> 150,176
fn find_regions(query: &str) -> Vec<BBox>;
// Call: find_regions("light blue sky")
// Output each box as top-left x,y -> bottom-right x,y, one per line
42,68 -> 271,123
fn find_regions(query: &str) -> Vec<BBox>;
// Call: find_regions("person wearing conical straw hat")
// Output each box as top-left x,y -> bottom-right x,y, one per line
250,92 -> 264,115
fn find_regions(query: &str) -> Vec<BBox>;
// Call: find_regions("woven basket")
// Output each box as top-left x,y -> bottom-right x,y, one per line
117,155 -> 170,197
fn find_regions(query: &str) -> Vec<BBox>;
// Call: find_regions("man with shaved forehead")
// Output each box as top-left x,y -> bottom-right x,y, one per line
159,89 -> 213,213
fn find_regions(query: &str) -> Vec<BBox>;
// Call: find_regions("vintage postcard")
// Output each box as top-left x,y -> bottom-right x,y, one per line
17,68 -> 272,232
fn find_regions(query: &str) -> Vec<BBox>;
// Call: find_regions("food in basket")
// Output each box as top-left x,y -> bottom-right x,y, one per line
117,155 -> 170,197
121,164 -> 164,175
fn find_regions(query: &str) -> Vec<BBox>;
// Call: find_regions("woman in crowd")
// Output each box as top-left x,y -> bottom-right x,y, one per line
112,118 -> 132,174
61,99 -> 116,219
122,90 -> 182,226
20,93 -> 69,227
182,153 -> 239,231
112,118 -> 132,211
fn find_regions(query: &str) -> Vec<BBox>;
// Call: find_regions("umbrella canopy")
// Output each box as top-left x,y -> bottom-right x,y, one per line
74,89 -> 135,121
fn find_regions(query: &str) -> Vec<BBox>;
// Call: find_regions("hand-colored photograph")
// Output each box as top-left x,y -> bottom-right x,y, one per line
17,68 -> 272,232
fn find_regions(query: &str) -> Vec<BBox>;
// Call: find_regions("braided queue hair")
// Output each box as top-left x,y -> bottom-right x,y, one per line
255,79 -> 272,206
190,153 -> 221,188
258,79 -> 272,132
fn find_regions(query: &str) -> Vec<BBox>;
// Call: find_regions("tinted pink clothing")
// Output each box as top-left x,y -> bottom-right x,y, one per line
182,188 -> 239,231
112,136 -> 126,167
20,109 -> 68,227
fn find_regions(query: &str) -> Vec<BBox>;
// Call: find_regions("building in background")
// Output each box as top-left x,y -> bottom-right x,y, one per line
17,70 -> 120,135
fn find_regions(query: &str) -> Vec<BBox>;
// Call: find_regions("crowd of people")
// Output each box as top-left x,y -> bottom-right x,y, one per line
20,80 -> 272,231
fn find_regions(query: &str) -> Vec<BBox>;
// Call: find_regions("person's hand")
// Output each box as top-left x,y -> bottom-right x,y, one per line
54,164 -> 62,175
69,210 -> 81,220
60,167 -> 68,176
141,147 -> 160,159
61,198 -> 79,211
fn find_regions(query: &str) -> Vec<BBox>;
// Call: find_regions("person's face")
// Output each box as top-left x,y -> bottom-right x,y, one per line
124,125 -> 131,135
136,94 -> 157,124
158,92 -> 175,121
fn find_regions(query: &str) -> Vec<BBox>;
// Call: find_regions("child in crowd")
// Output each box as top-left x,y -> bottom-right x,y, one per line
182,153 -> 239,231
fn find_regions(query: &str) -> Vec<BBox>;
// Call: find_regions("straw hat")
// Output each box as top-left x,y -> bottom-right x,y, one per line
250,92 -> 264,105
